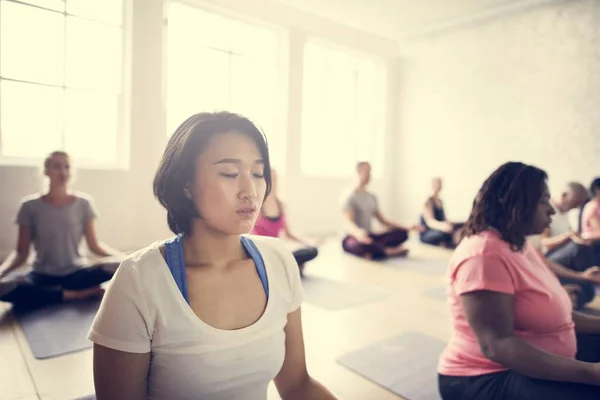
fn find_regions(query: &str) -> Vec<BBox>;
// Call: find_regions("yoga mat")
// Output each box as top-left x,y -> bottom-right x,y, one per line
337,331 -> 445,400
384,257 -> 448,276
302,276 -> 388,310
423,285 -> 447,300
14,298 -> 101,359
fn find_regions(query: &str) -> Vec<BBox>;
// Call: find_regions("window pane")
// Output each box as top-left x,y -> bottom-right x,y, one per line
230,57 -> 276,133
64,89 -> 118,164
18,0 -> 65,12
301,43 -> 385,177
66,0 -> 123,25
66,16 -> 122,92
0,80 -> 63,158
0,2 -> 64,85
168,3 -> 230,50
166,49 -> 230,135
230,20 -> 279,62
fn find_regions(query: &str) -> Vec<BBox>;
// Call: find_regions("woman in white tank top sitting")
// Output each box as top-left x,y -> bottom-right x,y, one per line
0,151 -> 121,310
89,112 -> 337,400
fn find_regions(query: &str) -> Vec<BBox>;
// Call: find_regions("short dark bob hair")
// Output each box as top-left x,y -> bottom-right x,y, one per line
153,111 -> 272,236
462,161 -> 548,251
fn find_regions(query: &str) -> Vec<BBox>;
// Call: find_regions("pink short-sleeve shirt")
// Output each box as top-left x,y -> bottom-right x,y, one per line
580,200 -> 600,240
437,230 -> 576,376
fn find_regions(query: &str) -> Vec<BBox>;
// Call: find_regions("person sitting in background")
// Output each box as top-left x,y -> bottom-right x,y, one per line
541,182 -> 592,261
253,168 -> 319,276
438,162 -> 600,400
341,161 -> 421,260
420,177 -> 464,248
90,112 -> 336,400
0,151 -> 121,310
538,181 -> 599,310
581,177 -> 600,261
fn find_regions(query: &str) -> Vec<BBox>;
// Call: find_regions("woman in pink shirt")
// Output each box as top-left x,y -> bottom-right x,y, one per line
252,169 -> 318,276
438,162 -> 600,400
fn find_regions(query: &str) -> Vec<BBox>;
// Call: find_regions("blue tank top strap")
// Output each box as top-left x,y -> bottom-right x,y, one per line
163,234 -> 190,304
163,235 -> 269,303
241,236 -> 269,297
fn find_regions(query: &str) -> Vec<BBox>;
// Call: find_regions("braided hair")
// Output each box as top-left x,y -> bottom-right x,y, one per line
461,162 -> 548,251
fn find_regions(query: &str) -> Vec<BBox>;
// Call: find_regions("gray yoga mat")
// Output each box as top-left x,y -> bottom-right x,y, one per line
302,276 -> 388,310
337,331 -> 445,400
423,285 -> 447,300
14,297 -> 101,359
384,257 -> 448,276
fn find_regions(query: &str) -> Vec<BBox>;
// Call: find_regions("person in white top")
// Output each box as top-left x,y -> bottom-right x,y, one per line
89,112 -> 337,400
539,182 -> 600,310
540,182 -> 590,254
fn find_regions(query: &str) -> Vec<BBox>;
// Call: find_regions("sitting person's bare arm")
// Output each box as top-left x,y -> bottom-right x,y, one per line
422,200 -> 452,232
461,290 -> 599,385
343,209 -> 371,244
0,225 -> 31,279
94,344 -> 150,400
544,257 -> 600,285
84,219 -> 121,258
540,227 -> 573,252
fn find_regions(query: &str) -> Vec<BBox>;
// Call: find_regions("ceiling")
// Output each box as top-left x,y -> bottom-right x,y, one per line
275,0 -> 558,42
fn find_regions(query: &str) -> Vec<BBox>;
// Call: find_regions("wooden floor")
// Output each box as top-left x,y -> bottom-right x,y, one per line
1,237 -> 598,400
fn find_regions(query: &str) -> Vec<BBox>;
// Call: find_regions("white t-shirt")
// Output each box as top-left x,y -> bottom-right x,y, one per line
88,235 -> 303,400
549,200 -> 572,236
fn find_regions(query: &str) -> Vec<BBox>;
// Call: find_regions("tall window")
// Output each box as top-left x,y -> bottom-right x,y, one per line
0,0 -> 126,167
301,41 -> 386,178
166,3 -> 286,170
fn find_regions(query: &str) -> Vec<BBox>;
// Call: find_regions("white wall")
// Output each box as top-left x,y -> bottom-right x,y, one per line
394,0 -> 600,223
0,0 -> 399,257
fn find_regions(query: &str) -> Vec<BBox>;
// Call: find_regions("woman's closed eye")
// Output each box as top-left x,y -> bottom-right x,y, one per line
219,172 -> 264,179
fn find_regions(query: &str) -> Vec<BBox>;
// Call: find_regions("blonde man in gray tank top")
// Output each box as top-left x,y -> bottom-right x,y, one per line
0,151 -> 121,309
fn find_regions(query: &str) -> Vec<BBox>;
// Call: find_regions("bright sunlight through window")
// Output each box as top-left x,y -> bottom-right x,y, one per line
0,0 -> 125,166
166,3 -> 286,171
301,41 -> 386,178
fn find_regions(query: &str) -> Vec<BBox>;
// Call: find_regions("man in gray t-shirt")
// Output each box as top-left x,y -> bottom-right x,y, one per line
0,151 -> 121,310
340,162 -> 421,260
16,194 -> 97,276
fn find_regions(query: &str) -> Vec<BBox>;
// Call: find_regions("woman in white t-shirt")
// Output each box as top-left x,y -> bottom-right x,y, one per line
89,112 -> 337,400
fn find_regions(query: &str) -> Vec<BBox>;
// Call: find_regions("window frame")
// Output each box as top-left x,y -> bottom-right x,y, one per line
0,0 -> 131,170
164,0 -> 289,172
300,37 -> 387,179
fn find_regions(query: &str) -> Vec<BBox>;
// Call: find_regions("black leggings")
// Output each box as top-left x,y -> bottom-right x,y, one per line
439,334 -> 600,399
342,228 -> 408,260
420,223 -> 464,248
292,247 -> 318,266
0,263 -> 118,310
546,240 -> 596,272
